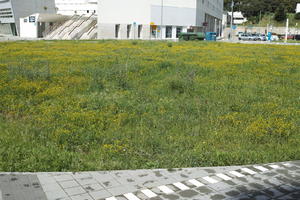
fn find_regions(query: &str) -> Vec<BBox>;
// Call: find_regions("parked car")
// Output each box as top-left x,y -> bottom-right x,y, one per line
239,33 -> 267,41
239,33 -> 251,40
271,35 -> 279,41
256,34 -> 267,41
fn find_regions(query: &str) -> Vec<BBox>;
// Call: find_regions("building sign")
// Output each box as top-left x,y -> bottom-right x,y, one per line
203,22 -> 208,27
29,16 -> 36,23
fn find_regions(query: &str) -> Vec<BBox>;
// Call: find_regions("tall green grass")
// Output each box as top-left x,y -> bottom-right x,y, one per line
0,40 -> 299,172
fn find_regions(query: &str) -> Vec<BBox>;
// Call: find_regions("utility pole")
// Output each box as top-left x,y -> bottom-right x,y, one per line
161,0 -> 164,40
230,0 -> 234,41
285,18 -> 289,43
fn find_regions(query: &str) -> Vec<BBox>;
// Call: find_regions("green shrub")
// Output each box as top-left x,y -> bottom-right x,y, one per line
295,12 -> 300,20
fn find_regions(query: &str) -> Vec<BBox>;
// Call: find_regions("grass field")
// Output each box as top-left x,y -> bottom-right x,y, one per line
0,41 -> 299,172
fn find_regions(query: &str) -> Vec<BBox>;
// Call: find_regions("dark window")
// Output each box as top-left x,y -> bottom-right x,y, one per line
127,24 -> 131,38
166,26 -> 172,38
138,25 -> 142,38
115,24 -> 120,38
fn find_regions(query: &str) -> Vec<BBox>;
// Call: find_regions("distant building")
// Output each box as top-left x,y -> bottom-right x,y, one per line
0,0 -> 56,36
227,11 -> 247,25
98,0 -> 224,40
296,3 -> 300,13
55,0 -> 98,15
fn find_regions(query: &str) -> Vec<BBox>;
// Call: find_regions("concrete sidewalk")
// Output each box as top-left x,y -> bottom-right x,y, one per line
0,161 -> 299,200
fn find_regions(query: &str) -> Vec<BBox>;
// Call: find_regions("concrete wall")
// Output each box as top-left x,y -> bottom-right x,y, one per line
235,26 -> 300,35
97,0 -> 224,39
19,14 -> 38,38
151,5 -> 196,26
8,0 -> 56,35
55,0 -> 98,15
99,0 -> 150,25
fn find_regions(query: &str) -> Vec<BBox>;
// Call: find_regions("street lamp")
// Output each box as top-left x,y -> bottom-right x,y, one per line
230,0 -> 234,41
161,0 -> 164,40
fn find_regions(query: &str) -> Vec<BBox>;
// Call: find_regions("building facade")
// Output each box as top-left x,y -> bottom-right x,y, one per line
0,0 -> 55,36
55,0 -> 97,15
98,0 -> 223,40
296,3 -> 300,13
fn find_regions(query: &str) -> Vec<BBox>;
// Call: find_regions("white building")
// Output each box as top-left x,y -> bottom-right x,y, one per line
55,0 -> 98,15
227,11 -> 247,25
296,3 -> 300,13
98,0 -> 224,40
0,0 -> 56,36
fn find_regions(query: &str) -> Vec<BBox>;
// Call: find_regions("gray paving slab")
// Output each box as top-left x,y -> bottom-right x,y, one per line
0,161 -> 300,200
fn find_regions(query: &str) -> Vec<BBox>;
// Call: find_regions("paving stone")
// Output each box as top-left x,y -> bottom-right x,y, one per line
195,186 -> 214,195
208,181 -> 233,191
235,185 -> 256,194
177,189 -> 199,198
99,178 -> 122,189
89,189 -> 112,199
233,195 -> 253,200
262,187 -> 285,198
222,189 -> 241,197
247,191 -> 271,200
107,185 -> 138,196
54,175 -> 74,182
248,183 -> 266,190
289,191 -> 300,199
208,194 -> 227,200
59,180 -> 80,189
83,183 -> 104,192
64,186 -> 86,196
70,193 -> 94,200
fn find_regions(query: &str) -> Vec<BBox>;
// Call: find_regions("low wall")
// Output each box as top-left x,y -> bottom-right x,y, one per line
234,26 -> 300,35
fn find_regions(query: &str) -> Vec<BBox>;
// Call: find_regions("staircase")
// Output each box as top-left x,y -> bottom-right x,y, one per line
80,21 -> 97,40
44,14 -> 97,40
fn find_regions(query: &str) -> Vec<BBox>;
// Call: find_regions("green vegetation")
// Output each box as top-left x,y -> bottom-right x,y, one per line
244,13 -> 300,27
0,41 -> 299,172
224,0 -> 299,23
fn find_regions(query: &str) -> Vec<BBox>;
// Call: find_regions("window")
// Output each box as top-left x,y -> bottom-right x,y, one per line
127,24 -> 131,39
166,26 -> 172,38
176,27 -> 182,38
87,10 -> 89,13
115,24 -> 120,38
138,25 -> 142,38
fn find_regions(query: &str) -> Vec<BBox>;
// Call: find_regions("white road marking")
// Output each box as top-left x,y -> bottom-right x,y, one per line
124,193 -> 141,200
141,189 -> 157,198
253,166 -> 269,172
173,182 -> 190,191
216,173 -> 232,181
188,179 -> 204,187
158,185 -> 174,194
269,164 -> 280,169
202,176 -> 219,184
106,197 -> 118,200
283,163 -> 291,166
229,171 -> 245,177
241,168 -> 257,175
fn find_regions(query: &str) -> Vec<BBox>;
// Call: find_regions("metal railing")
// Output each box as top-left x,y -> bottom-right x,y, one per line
57,14 -> 84,36
68,13 -> 95,36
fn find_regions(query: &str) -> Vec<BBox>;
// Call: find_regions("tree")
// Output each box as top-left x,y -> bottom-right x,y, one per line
224,0 -> 299,23
274,5 -> 287,21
